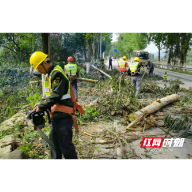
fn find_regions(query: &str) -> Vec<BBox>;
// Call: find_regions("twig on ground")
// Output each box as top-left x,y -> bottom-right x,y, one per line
104,128 -> 124,158
83,132 -> 98,137
120,136 -> 137,157
159,127 -> 174,137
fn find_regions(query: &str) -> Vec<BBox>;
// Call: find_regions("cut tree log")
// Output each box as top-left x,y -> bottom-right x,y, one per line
126,94 -> 179,129
0,145 -> 12,158
98,140 -> 114,144
29,80 -> 41,88
77,78 -> 98,83
29,78 -> 99,84
180,86 -> 191,91
13,104 -> 30,110
29,80 -> 41,84
134,94 -> 180,119
1,150 -> 27,159
127,114 -> 145,129
92,65 -> 112,79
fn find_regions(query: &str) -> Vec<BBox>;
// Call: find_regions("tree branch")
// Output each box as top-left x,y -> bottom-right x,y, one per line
12,34 -> 19,47
2,46 -> 17,54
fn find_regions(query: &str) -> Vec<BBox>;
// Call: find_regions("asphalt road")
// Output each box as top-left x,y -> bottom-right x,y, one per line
106,59 -> 192,88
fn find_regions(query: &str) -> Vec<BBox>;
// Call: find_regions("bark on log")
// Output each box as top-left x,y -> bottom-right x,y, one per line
29,81 -> 42,84
134,94 -> 180,119
77,78 -> 98,83
126,114 -> 145,129
92,65 -> 112,79
30,78 -> 99,83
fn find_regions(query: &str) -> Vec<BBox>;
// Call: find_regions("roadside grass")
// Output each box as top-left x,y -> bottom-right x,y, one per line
154,65 -> 192,76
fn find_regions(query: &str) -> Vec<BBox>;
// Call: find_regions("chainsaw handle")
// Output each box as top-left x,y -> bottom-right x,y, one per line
45,109 -> 51,124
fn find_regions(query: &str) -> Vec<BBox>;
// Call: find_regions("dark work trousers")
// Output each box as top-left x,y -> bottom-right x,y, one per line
108,62 -> 112,70
99,72 -> 105,81
50,116 -> 78,159
71,79 -> 78,100
149,68 -> 154,74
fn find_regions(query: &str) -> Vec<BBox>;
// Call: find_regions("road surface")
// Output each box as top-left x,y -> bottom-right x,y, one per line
105,59 -> 192,88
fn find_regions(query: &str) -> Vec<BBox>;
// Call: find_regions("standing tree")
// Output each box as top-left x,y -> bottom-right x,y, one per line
180,33 -> 192,67
148,33 -> 166,63
116,33 -> 148,58
0,33 -> 42,65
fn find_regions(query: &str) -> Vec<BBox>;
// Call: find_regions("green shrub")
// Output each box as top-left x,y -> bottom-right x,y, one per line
27,92 -> 42,108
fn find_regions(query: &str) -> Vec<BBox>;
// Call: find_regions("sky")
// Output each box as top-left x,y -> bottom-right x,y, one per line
144,42 -> 160,53
112,33 -> 165,53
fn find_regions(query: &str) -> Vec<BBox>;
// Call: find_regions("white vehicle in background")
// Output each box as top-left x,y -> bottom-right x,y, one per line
131,50 -> 149,66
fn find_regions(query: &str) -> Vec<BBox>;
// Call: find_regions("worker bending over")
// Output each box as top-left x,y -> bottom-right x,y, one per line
97,59 -> 105,81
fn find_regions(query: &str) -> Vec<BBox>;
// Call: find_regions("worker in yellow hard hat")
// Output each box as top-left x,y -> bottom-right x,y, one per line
128,57 -> 143,97
30,51 -> 48,71
30,51 -> 84,159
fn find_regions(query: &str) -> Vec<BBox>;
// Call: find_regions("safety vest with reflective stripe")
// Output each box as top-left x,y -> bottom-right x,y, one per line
44,75 -> 50,97
118,60 -> 127,72
129,62 -> 139,72
118,60 -> 126,68
43,65 -> 71,99
65,64 -> 77,76
141,67 -> 145,73
47,65 -> 84,133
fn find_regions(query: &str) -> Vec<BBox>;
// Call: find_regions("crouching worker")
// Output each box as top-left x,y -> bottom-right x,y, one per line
97,59 -> 105,81
30,51 -> 84,159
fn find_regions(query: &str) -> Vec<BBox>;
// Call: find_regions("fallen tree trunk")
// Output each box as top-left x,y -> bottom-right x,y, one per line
77,78 -> 98,83
134,94 -> 180,119
126,94 -> 179,129
180,86 -> 191,91
13,104 -> 30,110
126,114 -> 145,129
29,80 -> 41,88
92,65 -> 112,79
30,78 -> 98,84
29,80 -> 41,84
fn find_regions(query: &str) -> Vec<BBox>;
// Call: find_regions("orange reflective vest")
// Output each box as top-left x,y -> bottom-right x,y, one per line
118,60 -> 127,72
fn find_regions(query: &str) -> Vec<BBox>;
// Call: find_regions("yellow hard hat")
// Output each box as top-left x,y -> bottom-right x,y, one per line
134,57 -> 140,62
30,51 -> 48,70
123,56 -> 127,60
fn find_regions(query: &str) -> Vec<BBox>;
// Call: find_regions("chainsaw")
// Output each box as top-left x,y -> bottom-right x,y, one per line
24,109 -> 55,151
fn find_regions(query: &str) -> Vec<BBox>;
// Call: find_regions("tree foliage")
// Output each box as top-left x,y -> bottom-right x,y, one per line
148,33 -> 192,66
115,33 -> 148,58
0,33 -> 41,65
0,33 -> 112,68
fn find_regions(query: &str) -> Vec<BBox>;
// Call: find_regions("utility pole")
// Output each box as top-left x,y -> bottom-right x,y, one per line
41,33 -> 50,98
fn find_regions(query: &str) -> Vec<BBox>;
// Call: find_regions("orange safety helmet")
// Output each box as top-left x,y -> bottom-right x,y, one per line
67,56 -> 73,62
